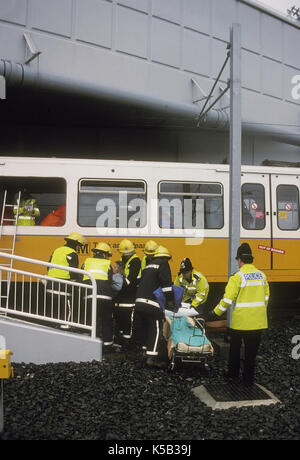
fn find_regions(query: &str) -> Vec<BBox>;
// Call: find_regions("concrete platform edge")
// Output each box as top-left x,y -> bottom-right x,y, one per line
0,317 -> 102,364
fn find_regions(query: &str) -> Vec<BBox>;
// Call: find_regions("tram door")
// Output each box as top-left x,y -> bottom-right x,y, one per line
240,173 -> 272,270
270,174 -> 300,270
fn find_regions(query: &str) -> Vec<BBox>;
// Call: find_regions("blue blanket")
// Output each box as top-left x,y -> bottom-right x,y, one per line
153,285 -> 184,310
168,316 -> 211,348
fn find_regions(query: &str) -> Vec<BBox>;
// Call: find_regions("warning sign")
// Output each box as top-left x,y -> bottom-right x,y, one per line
258,245 -> 285,255
255,211 -> 264,219
279,211 -> 287,219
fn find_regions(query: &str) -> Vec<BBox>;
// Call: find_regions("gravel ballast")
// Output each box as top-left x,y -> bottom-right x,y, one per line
0,318 -> 299,441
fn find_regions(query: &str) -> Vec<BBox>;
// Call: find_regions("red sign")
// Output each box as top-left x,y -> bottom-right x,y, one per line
255,211 -> 264,219
258,245 -> 285,255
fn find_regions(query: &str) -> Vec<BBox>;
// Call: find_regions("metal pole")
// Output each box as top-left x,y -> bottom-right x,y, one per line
0,380 -> 3,433
0,336 -> 6,433
228,23 -> 242,277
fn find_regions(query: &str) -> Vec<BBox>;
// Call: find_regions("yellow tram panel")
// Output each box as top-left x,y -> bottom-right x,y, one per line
1,234 -> 298,284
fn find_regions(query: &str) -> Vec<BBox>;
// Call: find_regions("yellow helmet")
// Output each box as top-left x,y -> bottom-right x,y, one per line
118,239 -> 135,255
65,232 -> 87,246
154,245 -> 171,259
93,242 -> 113,256
144,240 -> 158,255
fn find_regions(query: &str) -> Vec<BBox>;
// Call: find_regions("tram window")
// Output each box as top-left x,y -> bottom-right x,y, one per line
78,179 -> 147,228
242,183 -> 265,230
158,181 -> 223,229
276,185 -> 299,231
0,177 -> 66,226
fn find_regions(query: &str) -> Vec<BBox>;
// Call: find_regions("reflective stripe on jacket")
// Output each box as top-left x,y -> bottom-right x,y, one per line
48,247 -> 77,280
82,258 -> 111,281
214,264 -> 269,330
174,269 -> 209,308
135,257 -> 173,306
124,254 -> 141,284
141,255 -> 147,272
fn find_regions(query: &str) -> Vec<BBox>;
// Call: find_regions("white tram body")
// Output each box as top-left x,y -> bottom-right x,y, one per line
0,156 -> 300,303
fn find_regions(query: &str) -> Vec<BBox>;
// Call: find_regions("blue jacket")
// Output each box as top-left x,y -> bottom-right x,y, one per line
153,285 -> 184,310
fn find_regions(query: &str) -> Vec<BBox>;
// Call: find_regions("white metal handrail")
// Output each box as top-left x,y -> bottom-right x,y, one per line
0,252 -> 97,339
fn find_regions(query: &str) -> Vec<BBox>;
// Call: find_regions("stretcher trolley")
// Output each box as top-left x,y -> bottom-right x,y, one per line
164,304 -> 214,372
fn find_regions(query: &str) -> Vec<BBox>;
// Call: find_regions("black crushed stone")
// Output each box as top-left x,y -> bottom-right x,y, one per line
0,318 -> 299,440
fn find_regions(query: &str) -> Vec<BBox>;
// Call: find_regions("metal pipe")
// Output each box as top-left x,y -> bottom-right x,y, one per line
198,83 -> 230,126
0,59 -> 299,146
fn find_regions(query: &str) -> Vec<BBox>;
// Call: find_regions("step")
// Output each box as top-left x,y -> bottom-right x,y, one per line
0,316 -> 102,364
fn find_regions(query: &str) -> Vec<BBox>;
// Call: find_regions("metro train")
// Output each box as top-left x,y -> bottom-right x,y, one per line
0,156 -> 300,307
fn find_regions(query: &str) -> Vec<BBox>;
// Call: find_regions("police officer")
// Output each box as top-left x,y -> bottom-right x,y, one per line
141,240 -> 158,272
208,243 -> 269,386
114,239 -> 141,343
47,232 -> 87,325
82,242 -> 114,349
135,245 -> 174,368
174,258 -> 209,316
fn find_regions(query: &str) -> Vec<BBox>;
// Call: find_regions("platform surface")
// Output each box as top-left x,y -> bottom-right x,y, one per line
192,382 -> 280,410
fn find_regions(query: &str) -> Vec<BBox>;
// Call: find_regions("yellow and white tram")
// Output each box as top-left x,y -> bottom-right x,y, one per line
0,156 -> 299,304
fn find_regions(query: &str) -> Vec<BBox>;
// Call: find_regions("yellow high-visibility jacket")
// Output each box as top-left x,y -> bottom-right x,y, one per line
141,255 -> 147,272
124,254 -> 141,284
48,246 -> 77,280
214,264 -> 269,330
82,258 -> 111,281
14,198 -> 40,226
174,269 -> 209,308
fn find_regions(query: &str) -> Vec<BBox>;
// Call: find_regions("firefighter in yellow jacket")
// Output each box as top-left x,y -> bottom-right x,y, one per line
47,232 -> 87,325
141,240 -> 158,272
115,239 -> 141,343
82,242 -> 114,349
13,190 -> 40,226
208,243 -> 269,386
48,232 -> 87,281
174,258 -> 209,315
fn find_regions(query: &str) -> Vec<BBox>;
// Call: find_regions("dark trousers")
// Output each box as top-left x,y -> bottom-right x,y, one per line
96,298 -> 114,345
228,329 -> 263,384
114,304 -> 135,339
134,303 -> 164,356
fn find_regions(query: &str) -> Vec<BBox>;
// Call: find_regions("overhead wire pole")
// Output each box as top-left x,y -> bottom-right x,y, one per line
194,23 -> 241,277
228,23 -> 242,277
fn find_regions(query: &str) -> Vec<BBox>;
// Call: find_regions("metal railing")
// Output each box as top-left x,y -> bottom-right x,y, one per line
0,252 -> 97,339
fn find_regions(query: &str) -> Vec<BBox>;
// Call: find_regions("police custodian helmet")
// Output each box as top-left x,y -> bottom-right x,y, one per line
236,243 -> 253,262
179,258 -> 193,273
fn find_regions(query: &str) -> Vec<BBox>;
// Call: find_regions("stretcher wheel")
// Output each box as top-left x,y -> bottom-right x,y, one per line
168,361 -> 175,372
167,350 -> 177,372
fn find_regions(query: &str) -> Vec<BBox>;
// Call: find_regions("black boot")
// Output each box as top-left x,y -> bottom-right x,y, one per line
146,356 -> 166,369
103,344 -> 116,354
